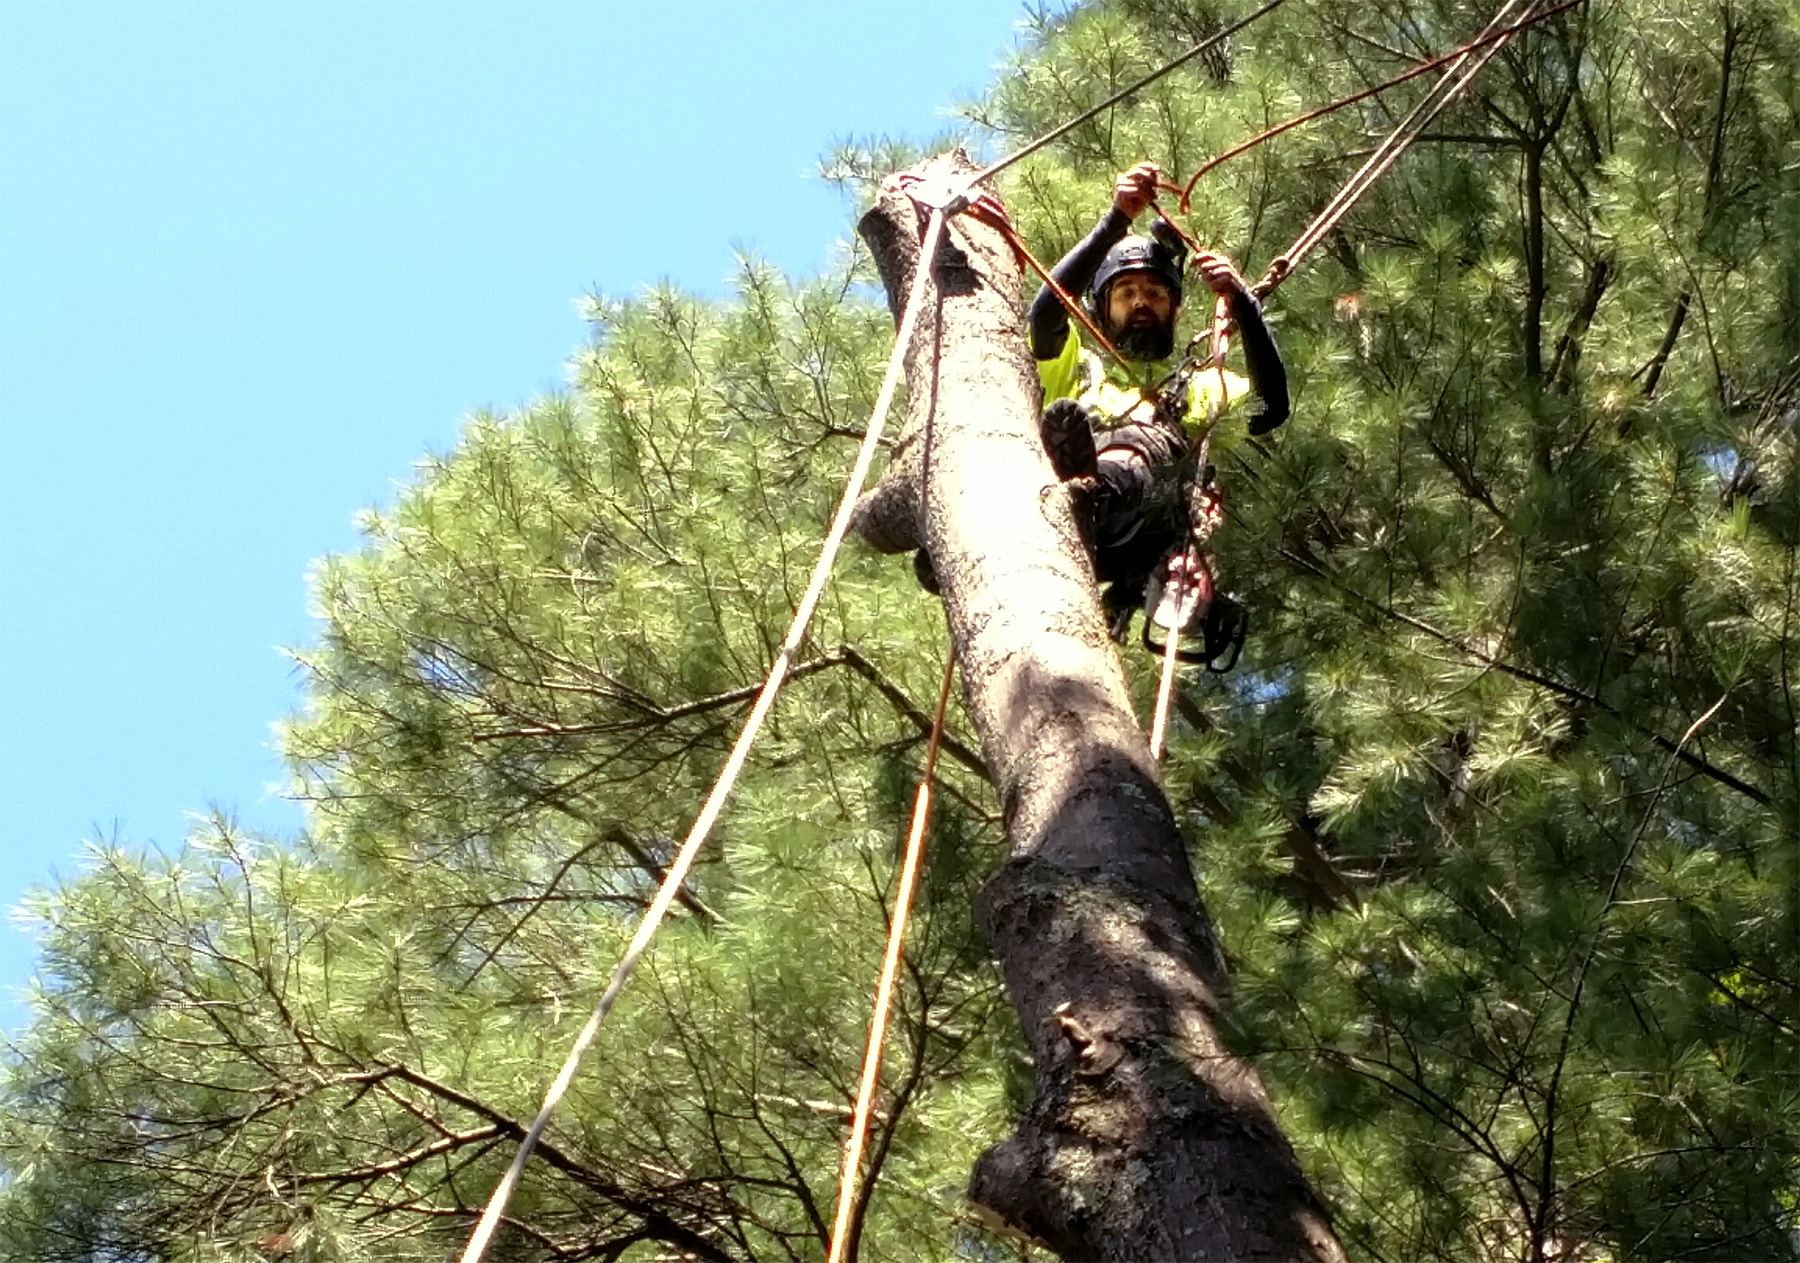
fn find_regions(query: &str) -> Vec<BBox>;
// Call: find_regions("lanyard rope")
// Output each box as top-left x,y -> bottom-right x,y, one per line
970,0 -> 1291,186
962,197 -> 1127,369
1255,0 -> 1558,296
825,650 -> 958,1263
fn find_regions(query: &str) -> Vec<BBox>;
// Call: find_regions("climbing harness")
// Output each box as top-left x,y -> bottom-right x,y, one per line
826,651 -> 957,1263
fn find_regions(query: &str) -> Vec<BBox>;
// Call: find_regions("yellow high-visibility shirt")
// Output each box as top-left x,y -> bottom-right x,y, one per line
1036,334 -> 1252,451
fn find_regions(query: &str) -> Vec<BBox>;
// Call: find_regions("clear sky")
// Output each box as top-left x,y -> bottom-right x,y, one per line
0,0 -> 1029,1036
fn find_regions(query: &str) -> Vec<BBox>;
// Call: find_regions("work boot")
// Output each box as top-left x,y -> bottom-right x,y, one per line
1039,398 -> 1099,480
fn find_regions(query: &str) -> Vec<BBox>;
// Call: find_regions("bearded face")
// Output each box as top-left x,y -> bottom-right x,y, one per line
1100,272 -> 1179,362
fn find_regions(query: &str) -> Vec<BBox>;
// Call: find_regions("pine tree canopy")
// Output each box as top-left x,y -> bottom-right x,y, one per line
4,1 -> 1795,1260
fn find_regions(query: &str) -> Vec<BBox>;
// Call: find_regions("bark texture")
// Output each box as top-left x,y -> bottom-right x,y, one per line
853,152 -> 1346,1262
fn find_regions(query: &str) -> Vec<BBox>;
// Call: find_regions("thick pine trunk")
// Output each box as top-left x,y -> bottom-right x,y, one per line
853,153 -> 1345,1262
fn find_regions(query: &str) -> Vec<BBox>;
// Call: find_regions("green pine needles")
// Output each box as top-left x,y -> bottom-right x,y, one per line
4,1 -> 1796,1260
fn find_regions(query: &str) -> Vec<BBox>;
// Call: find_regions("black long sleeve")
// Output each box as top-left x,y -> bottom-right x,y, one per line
1228,290 -> 1289,434
1027,207 -> 1132,360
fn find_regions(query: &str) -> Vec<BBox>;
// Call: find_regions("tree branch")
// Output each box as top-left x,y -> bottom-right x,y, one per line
1172,692 -> 1358,910
1279,548 -> 1772,806
372,1063 -> 738,1262
470,653 -> 851,742
299,1124 -> 505,1188
837,644 -> 988,778
1547,255 -> 1612,392
1700,4 -> 1740,229
1634,291 -> 1690,400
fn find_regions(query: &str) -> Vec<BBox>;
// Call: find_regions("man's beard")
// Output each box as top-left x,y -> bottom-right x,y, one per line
1103,314 -> 1176,362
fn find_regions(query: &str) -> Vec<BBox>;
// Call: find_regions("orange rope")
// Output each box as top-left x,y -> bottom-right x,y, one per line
827,650 -> 959,1263
1253,0 -> 1559,297
964,200 -> 1128,370
1169,0 -> 1588,213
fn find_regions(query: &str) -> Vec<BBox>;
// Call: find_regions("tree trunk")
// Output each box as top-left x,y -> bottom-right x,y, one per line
852,152 -> 1345,1262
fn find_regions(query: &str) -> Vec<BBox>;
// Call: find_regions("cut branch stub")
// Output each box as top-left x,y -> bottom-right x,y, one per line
854,152 -> 1346,1262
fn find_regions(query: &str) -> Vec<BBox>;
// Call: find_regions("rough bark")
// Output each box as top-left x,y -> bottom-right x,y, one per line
853,151 -> 1344,1262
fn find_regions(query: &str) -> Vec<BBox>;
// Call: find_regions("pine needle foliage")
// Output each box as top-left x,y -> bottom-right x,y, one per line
4,1 -> 1796,1260
2,261 -> 1017,1262
978,1 -> 1798,1257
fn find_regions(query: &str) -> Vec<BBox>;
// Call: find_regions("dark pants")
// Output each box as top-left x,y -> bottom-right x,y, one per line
1089,416 -> 1193,589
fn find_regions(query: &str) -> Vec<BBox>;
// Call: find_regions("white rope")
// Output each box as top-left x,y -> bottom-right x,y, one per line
1148,584 -> 1194,761
458,204 -> 950,1263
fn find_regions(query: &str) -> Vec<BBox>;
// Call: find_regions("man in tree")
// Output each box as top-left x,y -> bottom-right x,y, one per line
1031,160 -> 1288,658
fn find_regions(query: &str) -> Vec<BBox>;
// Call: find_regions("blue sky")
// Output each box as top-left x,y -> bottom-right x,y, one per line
0,0 -> 1029,1036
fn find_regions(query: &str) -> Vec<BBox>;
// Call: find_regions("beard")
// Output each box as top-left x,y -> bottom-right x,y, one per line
1103,313 -> 1176,362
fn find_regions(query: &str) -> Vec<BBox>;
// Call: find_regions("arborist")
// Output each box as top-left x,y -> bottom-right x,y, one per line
1030,161 -> 1289,664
